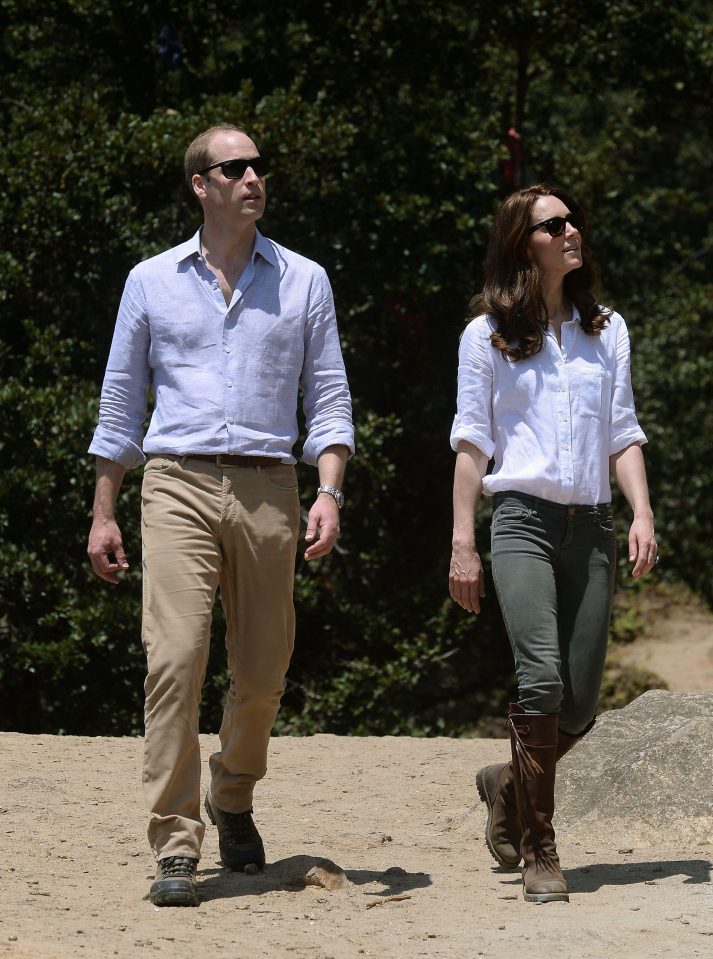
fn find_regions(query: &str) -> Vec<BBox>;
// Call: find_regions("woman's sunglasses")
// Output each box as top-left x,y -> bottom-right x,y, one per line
198,156 -> 269,179
527,212 -> 583,237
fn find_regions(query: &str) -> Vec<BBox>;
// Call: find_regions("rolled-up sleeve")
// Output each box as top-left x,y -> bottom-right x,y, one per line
300,269 -> 355,465
450,320 -> 495,458
609,315 -> 647,455
88,270 -> 152,469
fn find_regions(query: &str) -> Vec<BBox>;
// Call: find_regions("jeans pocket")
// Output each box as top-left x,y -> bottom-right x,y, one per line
492,504 -> 533,528
595,508 -> 615,535
144,456 -> 179,474
261,464 -> 299,492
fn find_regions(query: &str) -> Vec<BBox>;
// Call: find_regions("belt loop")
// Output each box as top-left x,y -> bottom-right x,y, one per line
179,455 -> 188,467
216,454 -> 223,467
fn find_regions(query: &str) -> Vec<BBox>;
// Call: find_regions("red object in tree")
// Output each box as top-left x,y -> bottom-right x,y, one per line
503,127 -> 523,189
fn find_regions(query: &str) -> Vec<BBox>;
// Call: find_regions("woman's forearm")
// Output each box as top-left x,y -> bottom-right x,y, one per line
452,442 -> 489,547
610,443 -> 653,518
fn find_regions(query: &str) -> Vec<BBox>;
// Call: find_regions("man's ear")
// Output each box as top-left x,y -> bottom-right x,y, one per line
191,173 -> 206,202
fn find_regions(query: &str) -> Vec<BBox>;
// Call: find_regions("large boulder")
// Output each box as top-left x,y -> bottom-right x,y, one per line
555,690 -> 713,846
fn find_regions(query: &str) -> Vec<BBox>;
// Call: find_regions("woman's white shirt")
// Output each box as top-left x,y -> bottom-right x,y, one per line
450,309 -> 647,505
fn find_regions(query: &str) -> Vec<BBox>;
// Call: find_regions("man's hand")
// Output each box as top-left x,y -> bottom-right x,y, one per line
304,494 -> 340,561
87,518 -> 129,584
449,544 -> 486,614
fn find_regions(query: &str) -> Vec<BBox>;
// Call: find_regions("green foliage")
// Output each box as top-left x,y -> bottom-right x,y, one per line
1,0 -> 711,734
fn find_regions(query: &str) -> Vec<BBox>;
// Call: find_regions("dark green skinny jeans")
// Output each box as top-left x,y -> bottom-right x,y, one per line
491,491 -> 616,735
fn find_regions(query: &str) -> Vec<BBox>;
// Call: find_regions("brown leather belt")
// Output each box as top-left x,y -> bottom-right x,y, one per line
184,454 -> 282,468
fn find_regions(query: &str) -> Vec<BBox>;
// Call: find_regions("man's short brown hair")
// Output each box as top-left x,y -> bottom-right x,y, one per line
184,124 -> 249,190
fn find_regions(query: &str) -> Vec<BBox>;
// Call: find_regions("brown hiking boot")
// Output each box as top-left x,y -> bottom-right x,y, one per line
476,762 -> 521,868
204,792 -> 266,872
509,703 -> 569,903
149,856 -> 199,907
476,715 -> 596,871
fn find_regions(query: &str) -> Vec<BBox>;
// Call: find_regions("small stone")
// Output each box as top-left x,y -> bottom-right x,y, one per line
380,834 -> 392,844
618,848 -> 634,854
8,935 -> 17,942
244,863 -> 259,875
273,855 -> 351,892
304,863 -> 348,891
384,866 -> 406,876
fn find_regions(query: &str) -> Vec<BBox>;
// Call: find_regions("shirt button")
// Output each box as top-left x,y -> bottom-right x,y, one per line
567,474 -> 573,480
560,385 -> 566,392
227,416 -> 235,424
224,346 -> 230,353
226,381 -> 233,388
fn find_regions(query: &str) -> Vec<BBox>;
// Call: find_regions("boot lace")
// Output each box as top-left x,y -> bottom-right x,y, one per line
159,856 -> 197,879
508,716 -> 544,781
218,808 -> 260,845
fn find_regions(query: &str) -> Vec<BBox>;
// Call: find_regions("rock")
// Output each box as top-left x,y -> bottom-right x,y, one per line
304,862 -> 349,891
555,690 -> 713,846
269,855 -> 351,891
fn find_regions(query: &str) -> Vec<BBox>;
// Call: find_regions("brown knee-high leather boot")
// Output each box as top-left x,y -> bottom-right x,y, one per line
508,703 -> 569,902
476,715 -> 594,869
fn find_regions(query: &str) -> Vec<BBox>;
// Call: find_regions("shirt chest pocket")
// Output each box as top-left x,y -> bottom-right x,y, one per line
575,371 -> 609,420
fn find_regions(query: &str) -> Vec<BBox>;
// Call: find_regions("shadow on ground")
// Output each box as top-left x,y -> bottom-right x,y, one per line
196,854 -> 432,902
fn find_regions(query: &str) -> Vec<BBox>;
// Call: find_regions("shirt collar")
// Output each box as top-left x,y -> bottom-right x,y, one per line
174,230 -> 202,263
174,228 -> 278,267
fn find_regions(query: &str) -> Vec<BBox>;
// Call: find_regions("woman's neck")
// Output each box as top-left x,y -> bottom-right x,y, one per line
542,277 -> 570,330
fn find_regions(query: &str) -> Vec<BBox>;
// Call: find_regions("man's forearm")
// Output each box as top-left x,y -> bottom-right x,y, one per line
316,444 -> 349,489
93,456 -> 127,521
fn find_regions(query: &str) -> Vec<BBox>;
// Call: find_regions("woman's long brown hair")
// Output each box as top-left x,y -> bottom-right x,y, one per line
468,184 -> 610,361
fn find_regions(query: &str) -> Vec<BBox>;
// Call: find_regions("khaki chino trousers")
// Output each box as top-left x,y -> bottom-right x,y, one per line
141,455 -> 300,861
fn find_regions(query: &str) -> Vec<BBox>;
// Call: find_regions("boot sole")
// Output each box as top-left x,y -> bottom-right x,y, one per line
523,890 -> 569,903
475,768 -> 521,870
149,881 -> 199,907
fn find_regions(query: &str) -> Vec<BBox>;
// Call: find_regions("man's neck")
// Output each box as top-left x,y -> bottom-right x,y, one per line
200,220 -> 257,271
199,221 -> 258,306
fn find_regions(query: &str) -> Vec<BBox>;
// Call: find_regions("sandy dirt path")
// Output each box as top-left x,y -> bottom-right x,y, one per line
1,732 -> 711,959
617,592 -> 713,692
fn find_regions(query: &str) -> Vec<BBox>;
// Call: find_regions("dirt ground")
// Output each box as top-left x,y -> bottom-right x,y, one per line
615,589 -> 713,692
1,728 -> 712,959
2,593 -> 712,959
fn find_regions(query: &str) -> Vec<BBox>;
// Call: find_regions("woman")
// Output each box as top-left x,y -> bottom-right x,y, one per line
449,184 -> 657,903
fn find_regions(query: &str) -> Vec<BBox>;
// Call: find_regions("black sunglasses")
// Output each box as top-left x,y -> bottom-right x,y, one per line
198,156 -> 269,179
527,212 -> 583,237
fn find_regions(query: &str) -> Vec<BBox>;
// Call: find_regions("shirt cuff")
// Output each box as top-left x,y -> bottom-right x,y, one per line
609,429 -> 647,457
450,426 -> 495,460
302,430 -> 356,466
88,431 -> 146,470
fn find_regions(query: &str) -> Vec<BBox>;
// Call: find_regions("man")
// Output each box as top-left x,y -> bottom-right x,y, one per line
87,123 -> 354,907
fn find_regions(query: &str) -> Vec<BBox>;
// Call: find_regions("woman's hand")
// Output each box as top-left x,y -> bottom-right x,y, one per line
628,514 -> 658,578
449,544 -> 486,613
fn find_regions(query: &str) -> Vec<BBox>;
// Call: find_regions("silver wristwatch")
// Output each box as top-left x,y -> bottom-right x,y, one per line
317,485 -> 344,509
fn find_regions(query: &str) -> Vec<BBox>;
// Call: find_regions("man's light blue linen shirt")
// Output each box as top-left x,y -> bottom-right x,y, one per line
89,229 -> 355,469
